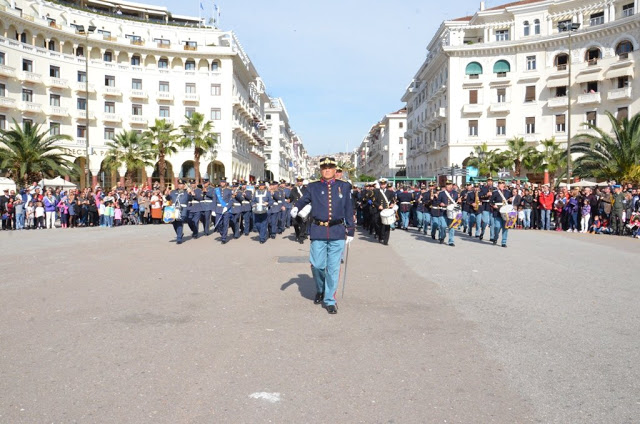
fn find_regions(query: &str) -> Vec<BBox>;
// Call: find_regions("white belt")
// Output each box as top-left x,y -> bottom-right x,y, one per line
190,200 -> 200,203
202,200 -> 213,203
233,203 -> 241,206
242,201 -> 250,204
178,204 -> 188,207
400,202 -> 411,204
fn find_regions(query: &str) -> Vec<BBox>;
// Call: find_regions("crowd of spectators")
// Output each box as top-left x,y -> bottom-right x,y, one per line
0,181 -> 173,230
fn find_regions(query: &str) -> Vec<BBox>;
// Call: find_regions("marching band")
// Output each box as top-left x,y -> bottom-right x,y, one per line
165,175 -> 516,248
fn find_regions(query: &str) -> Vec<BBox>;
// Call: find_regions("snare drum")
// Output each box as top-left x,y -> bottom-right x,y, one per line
297,204 -> 312,220
499,204 -> 514,221
380,208 -> 396,225
252,203 -> 267,214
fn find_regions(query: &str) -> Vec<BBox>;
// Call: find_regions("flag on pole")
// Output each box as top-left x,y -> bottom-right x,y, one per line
200,1 -> 204,10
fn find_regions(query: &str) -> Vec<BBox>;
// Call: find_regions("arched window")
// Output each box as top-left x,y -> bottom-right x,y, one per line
523,20 -> 530,36
585,47 -> 601,65
534,19 -> 541,35
493,59 -> 511,76
465,62 -> 483,79
131,54 -> 141,66
554,53 -> 569,70
211,60 -> 221,71
185,59 -> 196,70
616,40 -> 634,56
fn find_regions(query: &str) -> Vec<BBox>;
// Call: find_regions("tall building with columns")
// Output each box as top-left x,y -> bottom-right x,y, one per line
403,0 -> 640,181
356,108 -> 407,178
0,0 -> 308,188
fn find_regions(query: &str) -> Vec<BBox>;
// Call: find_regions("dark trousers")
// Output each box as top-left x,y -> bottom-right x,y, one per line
219,212 -> 232,241
200,210 -> 212,235
268,212 -> 279,237
188,210 -> 201,236
376,214 -> 390,244
173,220 -> 184,242
242,210 -> 252,235
293,216 -> 307,239
255,213 -> 269,241
232,213 -> 241,238
611,210 -> 624,234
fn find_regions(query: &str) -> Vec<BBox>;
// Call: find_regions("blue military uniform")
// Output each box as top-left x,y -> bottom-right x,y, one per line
230,185 -> 244,239
241,186 -> 253,236
289,178 -> 308,243
213,178 -> 235,243
202,183 -> 215,235
490,183 -> 513,247
166,182 -> 192,244
477,179 -> 495,240
430,188 -> 444,240
282,184 -> 292,229
252,182 -> 272,243
294,159 -> 354,312
268,182 -> 282,238
466,187 -> 480,236
436,183 -> 459,246
396,188 -> 413,230
188,185 -> 204,238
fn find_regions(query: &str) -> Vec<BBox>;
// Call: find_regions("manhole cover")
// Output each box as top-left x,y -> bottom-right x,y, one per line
277,256 -> 308,264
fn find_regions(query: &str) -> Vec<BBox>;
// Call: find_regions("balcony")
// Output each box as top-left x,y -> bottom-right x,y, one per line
462,104 -> 483,114
19,101 -> 43,114
45,77 -> 69,89
75,110 -> 95,120
19,71 -> 42,84
395,160 -> 406,167
489,102 -> 511,113
434,107 -> 447,121
129,115 -> 148,125
103,113 -> 122,123
183,93 -> 200,102
156,117 -> 174,125
547,96 -> 569,108
129,39 -> 145,46
0,65 -> 16,78
157,42 -> 171,49
0,97 -> 16,109
183,45 -> 198,51
156,91 -> 174,101
74,82 -> 95,93
130,90 -> 148,99
607,87 -> 632,101
577,92 -> 601,105
46,106 -> 69,117
103,86 -> 122,97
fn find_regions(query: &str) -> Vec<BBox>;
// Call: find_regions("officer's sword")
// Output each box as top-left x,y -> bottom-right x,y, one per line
212,213 -> 224,232
341,242 -> 350,299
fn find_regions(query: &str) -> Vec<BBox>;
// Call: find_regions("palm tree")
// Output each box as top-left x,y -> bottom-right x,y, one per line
144,119 -> 179,190
467,142 -> 510,177
337,160 -> 356,180
531,137 -> 565,184
571,111 -> 640,183
0,119 -> 75,185
179,112 -> 217,184
103,130 -> 154,187
504,136 -> 536,177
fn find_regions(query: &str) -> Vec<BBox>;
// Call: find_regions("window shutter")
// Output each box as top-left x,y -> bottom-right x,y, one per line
469,90 -> 478,104
618,107 -> 628,120
497,119 -> 506,127
526,117 -> 535,125
525,86 -> 535,102
586,111 -> 596,121
556,114 -> 565,124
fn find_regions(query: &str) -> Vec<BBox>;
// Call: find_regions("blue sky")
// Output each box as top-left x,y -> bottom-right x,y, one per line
157,0 -> 484,155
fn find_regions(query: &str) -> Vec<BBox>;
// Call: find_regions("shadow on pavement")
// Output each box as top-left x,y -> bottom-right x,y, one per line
281,273 -> 316,301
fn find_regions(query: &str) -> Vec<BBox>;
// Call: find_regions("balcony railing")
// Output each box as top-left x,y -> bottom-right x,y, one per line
45,77 -> 69,89
577,92 -> 601,105
103,86 -> 122,96
19,71 -> 42,84
183,45 -> 198,51
103,113 -> 122,123
19,101 -> 43,113
489,102 -> 511,113
157,42 -> 171,49
607,87 -> 632,101
46,106 -> 69,116
0,97 -> 16,108
156,91 -> 174,101
462,104 -> 483,114
129,39 -> 145,46
129,115 -> 148,125
0,65 -> 16,78
75,110 -> 95,120
183,93 -> 200,102
130,90 -> 148,99
623,7 -> 635,17
547,96 -> 569,108
589,16 -> 604,26
74,82 -> 95,93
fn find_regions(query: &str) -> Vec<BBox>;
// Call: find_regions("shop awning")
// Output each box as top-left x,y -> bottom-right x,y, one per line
605,67 -> 634,79
547,78 -> 568,88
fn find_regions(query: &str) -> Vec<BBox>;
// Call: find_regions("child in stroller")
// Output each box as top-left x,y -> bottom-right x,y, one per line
627,212 -> 640,238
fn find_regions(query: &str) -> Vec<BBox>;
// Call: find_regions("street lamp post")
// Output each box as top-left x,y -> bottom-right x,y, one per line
77,25 -> 96,189
560,21 -> 581,191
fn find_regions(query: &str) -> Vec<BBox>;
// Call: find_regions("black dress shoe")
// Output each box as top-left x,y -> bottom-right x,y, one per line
479,235 -> 483,240
492,239 -> 497,245
314,292 -> 324,304
177,240 -> 183,245
192,234 -> 198,239
383,241 -> 388,245
326,304 -> 338,314
439,239 -> 444,244
260,240 -> 265,244
222,239 -> 228,244
502,244 -> 507,248
449,243 -> 455,247
431,235 -> 435,240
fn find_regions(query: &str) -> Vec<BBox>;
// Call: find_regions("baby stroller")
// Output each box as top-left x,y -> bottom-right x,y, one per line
122,210 -> 140,226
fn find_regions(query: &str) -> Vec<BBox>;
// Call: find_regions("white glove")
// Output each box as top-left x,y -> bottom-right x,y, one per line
211,211 -> 216,217
222,207 -> 227,214
346,236 -> 354,244
290,207 -> 299,218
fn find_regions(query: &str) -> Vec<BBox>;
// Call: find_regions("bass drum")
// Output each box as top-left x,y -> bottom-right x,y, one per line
380,208 -> 396,225
446,204 -> 461,219
500,204 -> 514,221
252,203 -> 267,214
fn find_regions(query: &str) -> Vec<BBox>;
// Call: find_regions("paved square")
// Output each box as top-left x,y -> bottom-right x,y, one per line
1,226 -> 638,423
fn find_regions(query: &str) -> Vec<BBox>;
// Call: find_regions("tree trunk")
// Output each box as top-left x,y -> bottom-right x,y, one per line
158,154 -> 166,191
194,150 -> 201,184
515,159 -> 522,177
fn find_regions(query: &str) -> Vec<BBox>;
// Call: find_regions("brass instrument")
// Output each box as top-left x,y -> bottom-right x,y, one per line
474,190 -> 480,212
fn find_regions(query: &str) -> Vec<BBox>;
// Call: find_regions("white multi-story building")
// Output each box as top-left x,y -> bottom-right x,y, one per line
403,0 -> 640,181
356,108 -> 407,178
0,0 -> 308,188
264,97 -> 294,182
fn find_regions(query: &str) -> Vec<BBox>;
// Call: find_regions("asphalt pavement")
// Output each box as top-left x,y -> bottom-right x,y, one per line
0,223 -> 638,423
